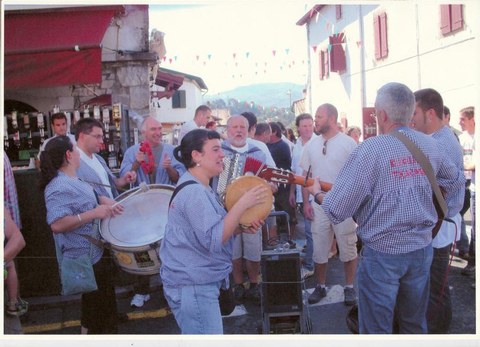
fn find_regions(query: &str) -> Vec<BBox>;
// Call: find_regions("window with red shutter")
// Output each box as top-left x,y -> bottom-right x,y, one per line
373,12 -> 388,60
440,4 -> 464,35
329,33 -> 346,73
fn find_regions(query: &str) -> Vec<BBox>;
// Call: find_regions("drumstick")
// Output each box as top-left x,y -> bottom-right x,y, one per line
112,182 -> 149,207
79,179 -> 129,192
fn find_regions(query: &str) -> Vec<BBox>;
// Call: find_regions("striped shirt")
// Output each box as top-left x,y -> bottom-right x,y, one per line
160,172 -> 232,287
4,152 -> 21,228
431,125 -> 465,248
45,172 -> 103,263
322,127 -> 465,254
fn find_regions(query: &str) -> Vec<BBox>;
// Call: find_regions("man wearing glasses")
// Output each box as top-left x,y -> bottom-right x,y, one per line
299,103 -> 358,306
75,118 -> 136,198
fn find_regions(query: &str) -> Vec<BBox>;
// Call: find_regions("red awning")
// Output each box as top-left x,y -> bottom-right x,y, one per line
4,6 -> 124,89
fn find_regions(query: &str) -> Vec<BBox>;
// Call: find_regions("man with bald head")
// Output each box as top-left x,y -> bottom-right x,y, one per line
121,116 -> 185,186
120,116 -> 185,308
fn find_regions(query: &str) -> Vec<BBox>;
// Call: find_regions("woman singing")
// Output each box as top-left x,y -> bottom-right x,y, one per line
160,129 -> 269,334
40,136 -> 122,334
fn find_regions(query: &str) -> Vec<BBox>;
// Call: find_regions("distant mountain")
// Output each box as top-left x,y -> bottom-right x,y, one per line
205,83 -> 304,108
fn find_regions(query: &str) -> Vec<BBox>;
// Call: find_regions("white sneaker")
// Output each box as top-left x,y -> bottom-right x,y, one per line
301,267 -> 314,279
130,294 -> 151,308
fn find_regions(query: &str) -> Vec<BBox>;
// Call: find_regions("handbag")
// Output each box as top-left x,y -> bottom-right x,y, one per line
391,131 -> 447,238
60,254 -> 98,296
55,238 -> 98,296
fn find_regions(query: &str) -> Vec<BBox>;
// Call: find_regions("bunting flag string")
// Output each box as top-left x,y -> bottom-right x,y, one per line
157,45 -> 311,83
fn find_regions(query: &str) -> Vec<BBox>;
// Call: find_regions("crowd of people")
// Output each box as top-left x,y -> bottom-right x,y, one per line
4,82 -> 475,335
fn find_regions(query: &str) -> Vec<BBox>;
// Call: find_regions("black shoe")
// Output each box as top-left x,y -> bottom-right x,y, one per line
233,283 -> 245,304
461,264 -> 475,276
308,285 -> 326,304
245,283 -> 261,305
343,287 -> 357,306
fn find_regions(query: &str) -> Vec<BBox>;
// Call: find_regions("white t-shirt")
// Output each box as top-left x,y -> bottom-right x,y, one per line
78,148 -> 113,198
39,133 -> 76,153
459,131 -> 475,188
178,120 -> 200,142
247,138 -> 276,167
300,132 -> 357,184
292,133 -> 317,202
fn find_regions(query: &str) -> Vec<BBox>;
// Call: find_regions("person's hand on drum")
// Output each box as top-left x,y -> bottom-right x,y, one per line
239,220 -> 264,234
237,184 -> 270,211
94,204 -> 121,219
98,196 -> 124,216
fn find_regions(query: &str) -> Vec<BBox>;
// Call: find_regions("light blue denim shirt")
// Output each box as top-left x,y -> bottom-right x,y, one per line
45,172 -> 103,263
160,171 -> 233,287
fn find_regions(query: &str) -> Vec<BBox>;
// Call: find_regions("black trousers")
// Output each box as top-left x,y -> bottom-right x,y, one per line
81,250 -> 118,334
426,244 -> 452,334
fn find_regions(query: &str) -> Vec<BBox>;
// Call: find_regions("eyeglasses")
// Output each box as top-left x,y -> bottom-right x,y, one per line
322,139 -> 328,155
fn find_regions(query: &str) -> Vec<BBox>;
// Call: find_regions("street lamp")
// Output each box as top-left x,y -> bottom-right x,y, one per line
286,89 -> 292,107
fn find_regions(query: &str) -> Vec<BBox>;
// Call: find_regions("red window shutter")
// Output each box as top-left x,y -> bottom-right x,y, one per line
336,5 -> 342,20
440,5 -> 451,34
374,15 -> 381,60
380,13 -> 388,58
324,50 -> 329,78
319,51 -> 325,80
329,33 -> 346,72
451,4 -> 463,32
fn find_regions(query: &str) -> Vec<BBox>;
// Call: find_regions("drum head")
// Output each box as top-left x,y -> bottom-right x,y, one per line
224,176 -> 273,226
100,184 -> 174,247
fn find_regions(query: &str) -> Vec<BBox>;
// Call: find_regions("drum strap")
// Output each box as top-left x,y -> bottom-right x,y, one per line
169,180 -> 198,208
80,232 -> 111,249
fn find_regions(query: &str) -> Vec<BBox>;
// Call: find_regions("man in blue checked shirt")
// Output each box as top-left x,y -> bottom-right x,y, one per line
410,88 -> 465,333
307,82 -> 465,334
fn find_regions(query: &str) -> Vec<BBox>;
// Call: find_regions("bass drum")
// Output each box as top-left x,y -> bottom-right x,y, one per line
99,184 -> 174,275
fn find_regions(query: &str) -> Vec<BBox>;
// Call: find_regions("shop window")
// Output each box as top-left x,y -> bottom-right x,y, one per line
440,5 -> 463,35
319,49 -> 329,80
329,33 -> 346,73
172,90 -> 186,109
373,12 -> 388,60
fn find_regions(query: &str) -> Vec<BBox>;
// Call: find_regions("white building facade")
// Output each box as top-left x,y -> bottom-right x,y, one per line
298,2 -> 478,139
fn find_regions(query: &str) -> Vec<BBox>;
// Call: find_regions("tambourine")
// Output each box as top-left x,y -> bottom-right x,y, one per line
224,175 -> 274,227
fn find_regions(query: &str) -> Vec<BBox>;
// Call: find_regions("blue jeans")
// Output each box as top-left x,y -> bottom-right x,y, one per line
303,217 -> 314,271
163,281 -> 223,334
357,245 -> 433,334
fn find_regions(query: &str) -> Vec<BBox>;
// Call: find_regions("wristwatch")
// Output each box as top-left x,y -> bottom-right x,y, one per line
314,192 -> 323,205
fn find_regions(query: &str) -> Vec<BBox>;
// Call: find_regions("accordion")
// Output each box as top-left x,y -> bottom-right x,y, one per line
217,152 -> 245,197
